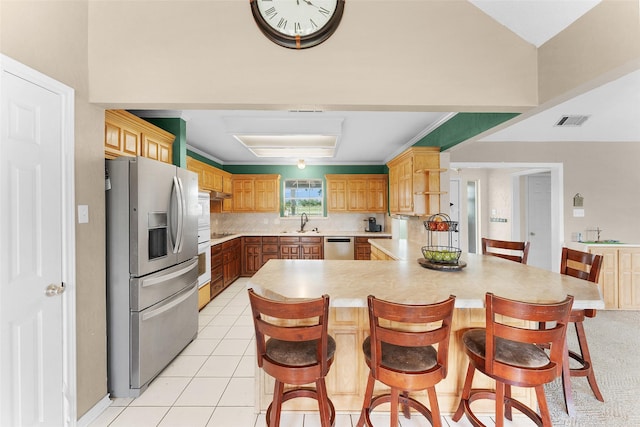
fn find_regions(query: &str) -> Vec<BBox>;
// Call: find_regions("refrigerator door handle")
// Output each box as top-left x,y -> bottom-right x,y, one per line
140,258 -> 198,289
170,176 -> 185,254
176,176 -> 186,253
140,283 -> 196,322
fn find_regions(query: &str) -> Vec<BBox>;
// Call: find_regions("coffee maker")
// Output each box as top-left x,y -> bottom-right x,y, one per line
367,217 -> 382,232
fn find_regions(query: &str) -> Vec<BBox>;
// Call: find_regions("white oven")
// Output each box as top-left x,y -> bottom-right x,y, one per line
197,192 -> 211,288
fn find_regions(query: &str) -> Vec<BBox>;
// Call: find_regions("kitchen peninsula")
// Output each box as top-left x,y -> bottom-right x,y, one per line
247,248 -> 604,415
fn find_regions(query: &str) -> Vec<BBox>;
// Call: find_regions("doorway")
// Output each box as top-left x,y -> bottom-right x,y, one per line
451,162 -> 563,272
0,55 -> 76,426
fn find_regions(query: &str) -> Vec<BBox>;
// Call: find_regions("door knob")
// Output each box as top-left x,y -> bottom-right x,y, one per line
45,283 -> 65,297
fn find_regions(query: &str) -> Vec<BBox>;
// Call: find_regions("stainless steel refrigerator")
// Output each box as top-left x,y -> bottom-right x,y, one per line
106,156 -> 199,397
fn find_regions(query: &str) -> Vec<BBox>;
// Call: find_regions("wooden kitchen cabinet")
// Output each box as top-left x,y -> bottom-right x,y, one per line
232,174 -> 280,213
387,147 -> 445,216
370,245 -> 394,261
242,236 -> 262,277
326,174 -> 388,213
104,110 -> 174,164
588,246 -> 640,309
301,236 -> 323,259
262,236 -> 279,265
210,243 -> 224,299
355,236 -> 391,260
186,156 -> 231,196
279,236 -> 301,259
222,238 -> 241,287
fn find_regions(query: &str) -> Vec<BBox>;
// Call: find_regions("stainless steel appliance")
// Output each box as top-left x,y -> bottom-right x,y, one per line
197,192 -> 211,288
324,236 -> 355,260
106,156 -> 199,398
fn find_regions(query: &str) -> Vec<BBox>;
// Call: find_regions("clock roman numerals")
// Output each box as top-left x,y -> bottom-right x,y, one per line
264,6 -> 277,19
254,0 -> 343,48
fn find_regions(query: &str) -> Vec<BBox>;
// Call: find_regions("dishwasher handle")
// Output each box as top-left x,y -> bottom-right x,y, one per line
325,237 -> 352,243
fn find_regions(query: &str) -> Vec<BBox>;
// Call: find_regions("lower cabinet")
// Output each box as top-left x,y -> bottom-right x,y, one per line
355,236 -> 391,260
242,237 -> 262,276
210,244 -> 224,299
587,246 -> 640,309
370,245 -> 395,261
223,238 -> 241,287
207,238 -> 241,304
279,236 -> 323,260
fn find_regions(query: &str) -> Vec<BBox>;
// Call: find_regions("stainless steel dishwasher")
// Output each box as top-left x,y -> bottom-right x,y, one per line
324,236 -> 355,260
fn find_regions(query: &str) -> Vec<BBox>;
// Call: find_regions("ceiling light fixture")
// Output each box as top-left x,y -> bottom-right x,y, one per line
233,134 -> 337,158
297,159 -> 306,169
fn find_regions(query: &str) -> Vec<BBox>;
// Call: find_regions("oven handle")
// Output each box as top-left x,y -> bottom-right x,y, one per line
140,259 -> 197,288
141,283 -> 196,321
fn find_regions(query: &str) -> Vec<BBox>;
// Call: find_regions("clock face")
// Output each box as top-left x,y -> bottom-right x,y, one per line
251,0 -> 345,49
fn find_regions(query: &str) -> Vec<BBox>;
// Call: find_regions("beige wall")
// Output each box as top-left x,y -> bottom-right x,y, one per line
538,0 -> 640,104
1,0 -> 107,419
87,0 -> 538,111
2,0 -> 639,421
449,141 -> 640,245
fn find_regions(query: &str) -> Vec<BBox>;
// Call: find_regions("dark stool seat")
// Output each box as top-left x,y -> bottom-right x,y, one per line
356,295 -> 456,427
453,292 -> 574,427
248,288 -> 336,427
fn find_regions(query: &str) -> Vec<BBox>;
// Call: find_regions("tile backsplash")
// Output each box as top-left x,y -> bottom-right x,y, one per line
211,212 -> 388,234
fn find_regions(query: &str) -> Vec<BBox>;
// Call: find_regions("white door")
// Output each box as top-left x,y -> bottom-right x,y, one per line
1,56 -> 75,426
449,179 -> 460,249
526,173 -> 552,270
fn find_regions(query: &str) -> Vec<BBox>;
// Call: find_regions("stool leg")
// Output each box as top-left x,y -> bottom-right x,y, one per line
504,384 -> 513,421
427,386 -> 442,427
561,336 -> 576,416
534,384 -> 552,427
495,381 -> 505,427
390,388 -> 400,427
315,378 -> 332,427
574,321 -> 604,402
269,380 -> 285,427
356,371 -> 375,427
452,363 -> 475,422
400,391 -> 411,420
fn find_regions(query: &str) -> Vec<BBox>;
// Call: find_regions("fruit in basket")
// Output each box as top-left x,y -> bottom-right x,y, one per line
437,222 -> 449,231
428,222 -> 438,231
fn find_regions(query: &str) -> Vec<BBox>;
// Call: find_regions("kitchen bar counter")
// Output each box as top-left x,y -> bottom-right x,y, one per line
248,254 -> 604,415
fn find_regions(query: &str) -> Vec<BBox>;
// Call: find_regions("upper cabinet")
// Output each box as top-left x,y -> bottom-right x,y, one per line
387,147 -> 445,216
325,174 -> 388,213
232,174 -> 280,213
186,156 -> 231,193
104,110 -> 174,164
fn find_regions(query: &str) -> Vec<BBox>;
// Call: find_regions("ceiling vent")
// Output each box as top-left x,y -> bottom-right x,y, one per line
555,115 -> 590,127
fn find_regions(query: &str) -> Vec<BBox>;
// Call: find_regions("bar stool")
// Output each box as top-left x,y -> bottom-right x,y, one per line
453,292 -> 574,427
247,288 -> 336,427
557,247 -> 604,415
356,295 -> 456,427
481,238 -> 530,264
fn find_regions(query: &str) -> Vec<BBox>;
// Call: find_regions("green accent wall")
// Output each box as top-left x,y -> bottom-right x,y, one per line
413,112 -> 520,151
143,117 -> 187,167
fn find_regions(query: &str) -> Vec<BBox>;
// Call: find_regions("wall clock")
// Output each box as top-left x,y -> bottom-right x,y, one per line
250,0 -> 345,49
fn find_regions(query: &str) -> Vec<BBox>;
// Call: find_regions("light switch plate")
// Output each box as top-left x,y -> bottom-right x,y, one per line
573,208 -> 585,217
78,205 -> 89,224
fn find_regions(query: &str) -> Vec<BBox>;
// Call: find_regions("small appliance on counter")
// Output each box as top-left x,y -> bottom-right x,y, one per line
367,217 -> 382,232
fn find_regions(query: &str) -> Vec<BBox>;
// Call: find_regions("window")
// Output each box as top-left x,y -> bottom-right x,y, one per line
283,179 -> 323,217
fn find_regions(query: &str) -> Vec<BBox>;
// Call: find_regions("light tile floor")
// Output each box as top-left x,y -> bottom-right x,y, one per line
90,278 -> 535,427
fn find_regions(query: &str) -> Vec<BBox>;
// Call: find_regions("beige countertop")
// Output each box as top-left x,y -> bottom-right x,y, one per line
247,255 -> 605,310
210,231 -> 392,245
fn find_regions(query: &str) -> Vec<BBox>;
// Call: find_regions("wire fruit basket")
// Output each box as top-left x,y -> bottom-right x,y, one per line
422,213 -> 461,265
421,246 -> 462,264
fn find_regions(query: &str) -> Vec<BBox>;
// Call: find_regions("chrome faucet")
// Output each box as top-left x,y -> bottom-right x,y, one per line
300,212 -> 309,232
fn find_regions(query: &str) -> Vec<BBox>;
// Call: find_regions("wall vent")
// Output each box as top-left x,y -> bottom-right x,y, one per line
555,115 -> 589,127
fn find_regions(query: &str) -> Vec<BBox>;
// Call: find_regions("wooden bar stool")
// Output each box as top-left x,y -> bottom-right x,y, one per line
557,247 -> 605,415
481,238 -> 530,264
248,288 -> 336,427
453,292 -> 574,427
356,295 -> 456,427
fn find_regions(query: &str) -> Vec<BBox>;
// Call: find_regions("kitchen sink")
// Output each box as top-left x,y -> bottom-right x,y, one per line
580,240 -> 621,244
211,232 -> 234,239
